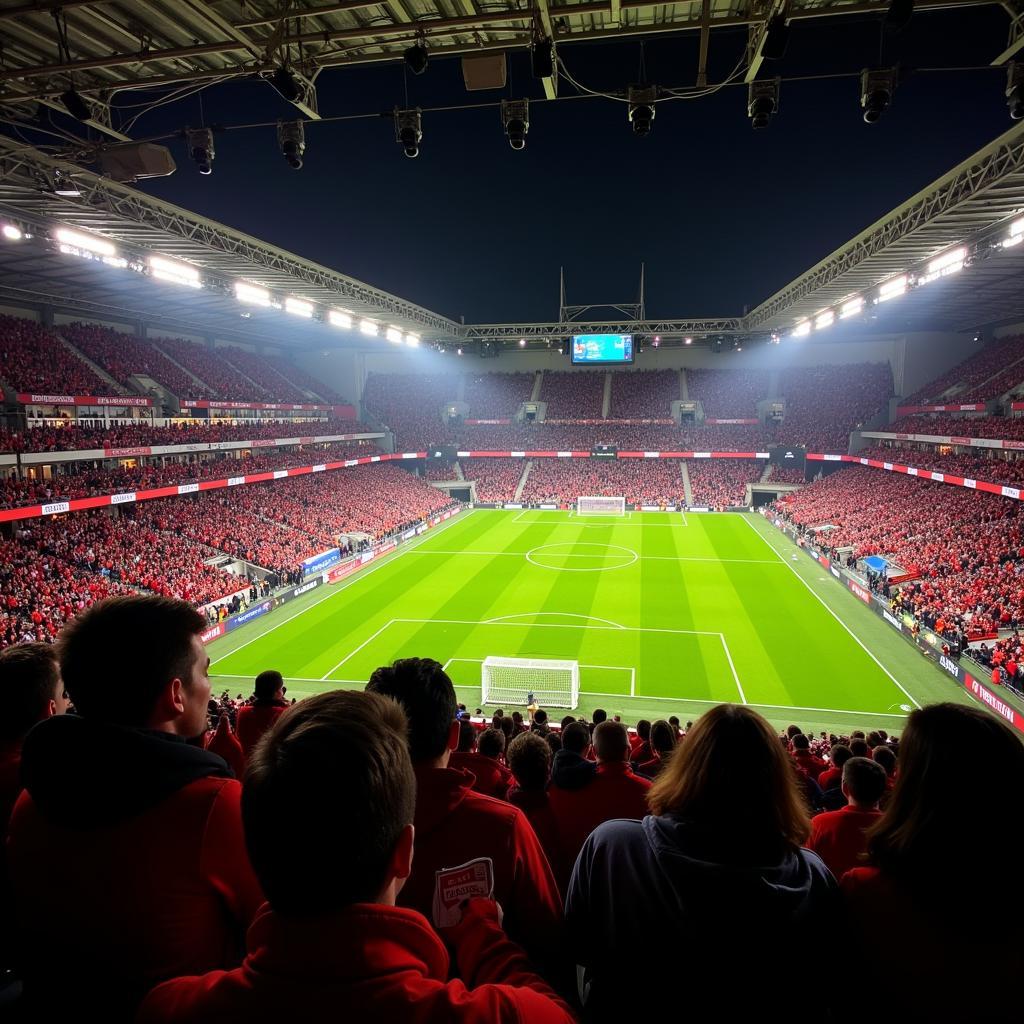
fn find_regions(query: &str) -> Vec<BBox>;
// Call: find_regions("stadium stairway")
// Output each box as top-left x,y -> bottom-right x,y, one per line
55,331 -> 128,395
680,368 -> 689,400
759,463 -> 773,483
681,461 -> 693,505
514,461 -> 532,501
767,370 -> 780,400
454,462 -> 465,481
530,371 -> 543,402
601,372 -> 612,418
151,341 -> 211,395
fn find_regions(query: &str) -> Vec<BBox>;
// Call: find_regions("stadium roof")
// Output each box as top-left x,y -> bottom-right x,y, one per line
2,119 -> 1024,349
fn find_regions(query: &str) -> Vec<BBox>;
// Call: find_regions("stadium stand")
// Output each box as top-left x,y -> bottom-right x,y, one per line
540,371 -> 605,418
0,315 -> 107,395
520,458 -> 685,506
261,354 -> 347,403
463,372 -> 535,417
608,369 -> 679,418
461,458 -> 523,502
903,334 -> 1024,404
216,347 -> 309,403
883,413 -> 1024,439
685,367 -> 770,418
687,459 -> 762,506
150,336 -> 267,401
363,372 -> 454,447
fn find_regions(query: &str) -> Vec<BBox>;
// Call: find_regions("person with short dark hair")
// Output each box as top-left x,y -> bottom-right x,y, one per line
549,721 -> 651,890
469,728 -> 513,800
791,732 -> 826,782
806,757 -> 886,878
842,703 -> 1024,1019
8,596 -> 264,1018
630,719 -> 652,763
366,658 -> 562,969
817,744 -> 852,793
551,721 -> 596,792
138,691 -> 575,1024
532,707 -> 550,736
566,705 -> 836,1019
849,738 -> 869,757
507,732 -> 564,889
871,744 -> 897,805
236,669 -> 289,759
638,720 -> 676,778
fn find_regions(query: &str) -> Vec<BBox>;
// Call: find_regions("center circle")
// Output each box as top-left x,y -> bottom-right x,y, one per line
525,542 -> 639,572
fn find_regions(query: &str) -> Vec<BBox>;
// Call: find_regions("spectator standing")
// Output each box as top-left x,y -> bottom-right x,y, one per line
235,670 -> 289,759
7,597 -> 264,1018
506,731 -> 564,891
638,719 -> 677,778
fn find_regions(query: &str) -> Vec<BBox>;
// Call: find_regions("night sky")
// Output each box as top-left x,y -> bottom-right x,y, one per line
114,8 -> 1012,324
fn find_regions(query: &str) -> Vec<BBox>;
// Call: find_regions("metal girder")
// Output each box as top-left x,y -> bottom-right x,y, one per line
466,319 -> 743,338
743,121 -> 1024,329
992,6 -> 1024,64
534,0 -> 559,99
744,0 -> 787,84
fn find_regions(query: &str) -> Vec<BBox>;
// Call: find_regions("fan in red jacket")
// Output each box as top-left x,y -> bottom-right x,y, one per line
549,720 -> 652,876
791,733 -> 827,782
806,756 -> 886,879
366,658 -> 563,972
506,730 -> 566,891
235,670 -> 290,758
138,690 -> 576,1024
7,597 -> 264,1019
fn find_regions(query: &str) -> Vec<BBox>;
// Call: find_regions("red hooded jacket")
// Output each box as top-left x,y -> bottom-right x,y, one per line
137,899 -> 577,1024
806,805 -> 881,879
401,765 -> 563,970
449,751 -> 513,800
235,700 -> 289,758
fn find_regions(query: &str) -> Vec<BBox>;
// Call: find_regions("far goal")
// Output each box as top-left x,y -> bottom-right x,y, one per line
480,656 -> 580,709
576,495 -> 626,517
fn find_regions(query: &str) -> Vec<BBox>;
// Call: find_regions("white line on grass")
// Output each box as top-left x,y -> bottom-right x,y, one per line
719,634 -> 747,704
209,509 -> 474,666
319,620 -> 397,680
483,612 -> 626,629
392,617 -> 720,637
410,549 -> 783,564
740,515 -> 922,710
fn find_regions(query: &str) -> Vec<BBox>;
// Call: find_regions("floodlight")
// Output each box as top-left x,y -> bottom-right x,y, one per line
861,68 -> 896,124
747,79 -> 779,129
329,310 -> 353,329
150,255 -> 201,288
235,281 -> 271,306
360,319 -> 379,336
628,85 -> 657,137
2,224 -> 22,241
278,121 -> 305,169
501,99 -> 529,151
1007,63 -> 1024,120
877,275 -> 907,302
386,326 -> 403,343
271,67 -> 303,102
285,297 -> 314,318
187,127 -> 215,174
840,296 -> 864,319
394,108 -> 422,158
55,227 -> 116,256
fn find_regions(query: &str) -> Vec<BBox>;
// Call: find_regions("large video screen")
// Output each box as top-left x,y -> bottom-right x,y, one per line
571,334 -> 634,365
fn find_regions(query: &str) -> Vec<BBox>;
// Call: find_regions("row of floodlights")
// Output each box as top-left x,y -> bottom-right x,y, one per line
788,217 -> 1024,339
4,224 -> 423,347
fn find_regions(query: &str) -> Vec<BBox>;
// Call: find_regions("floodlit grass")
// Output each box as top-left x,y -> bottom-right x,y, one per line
209,509 -> 973,734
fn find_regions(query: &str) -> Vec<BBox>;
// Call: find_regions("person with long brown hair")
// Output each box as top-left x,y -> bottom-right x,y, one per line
842,701 -> 1024,1020
564,704 -> 837,1020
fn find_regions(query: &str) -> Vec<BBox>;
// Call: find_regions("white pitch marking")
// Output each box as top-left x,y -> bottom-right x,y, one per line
391,617 -> 720,637
319,619 -> 397,680
483,612 -> 627,629
410,549 -> 783,564
210,508 -> 474,666
718,634 -> 747,704
741,515 -> 922,710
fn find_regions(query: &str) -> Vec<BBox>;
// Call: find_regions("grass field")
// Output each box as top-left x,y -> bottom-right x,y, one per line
208,508 -> 975,734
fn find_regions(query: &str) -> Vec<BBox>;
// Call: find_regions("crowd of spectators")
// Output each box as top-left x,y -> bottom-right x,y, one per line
540,371 -> 606,418
0,315 -> 106,395
0,418 -> 369,454
903,334 -> 1024,404
262,354 -> 345,403
686,367 -> 770,419
521,458 -> 686,506
463,372 -> 535,417
58,324 -> 201,398
363,372 -> 454,447
767,465 -> 807,485
857,443 -> 1024,485
883,413 -> 1024,441
687,459 -> 761,506
217,347 -> 310,404
776,465 -> 1024,636
461,458 -> 526,502
149,336 -> 266,402
608,370 -> 679,418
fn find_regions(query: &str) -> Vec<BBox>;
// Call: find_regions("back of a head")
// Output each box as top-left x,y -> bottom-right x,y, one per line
456,719 -> 477,753
507,731 -> 552,791
254,670 -> 284,702
842,756 -> 887,806
787,724 -> 803,739
593,720 -> 630,762
829,744 -> 852,772
849,738 -> 870,757
366,657 -> 455,762
57,596 -> 204,727
791,733 -> 810,751
533,708 -> 548,727
872,745 -> 896,777
0,642 -> 61,743
243,690 -> 414,914
562,720 -> 590,755
649,704 -> 809,850
477,727 -> 505,759
637,719 -> 651,741
868,703 -> 1024,876
650,720 -> 676,757
592,708 -> 607,725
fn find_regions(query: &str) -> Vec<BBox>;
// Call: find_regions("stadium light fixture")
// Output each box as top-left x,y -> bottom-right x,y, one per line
285,296 -> 314,318
270,67 -> 304,102
150,255 -> 201,289
519,338 -> 526,347
234,281 -> 271,306
792,320 -> 812,338
55,227 -> 116,257
747,79 -> 779,129
532,37 -> 554,79
278,121 -> 306,170
457,347 -> 463,356
60,87 -> 92,123
840,295 -> 865,319
2,224 -> 22,241
187,127 -> 215,174
51,172 -> 81,197
404,40 -> 429,76
761,15 -> 790,60
1004,216 -> 1024,248
386,326 -> 403,343
394,108 -> 423,158
501,99 -> 529,151
815,310 -> 835,330
1007,64 -> 1024,120
329,309 -> 353,329
628,86 -> 657,137
918,246 -> 965,284
877,275 -> 907,302
405,333 -> 420,347
861,68 -> 896,124
360,319 -> 379,337
684,337 -> 692,345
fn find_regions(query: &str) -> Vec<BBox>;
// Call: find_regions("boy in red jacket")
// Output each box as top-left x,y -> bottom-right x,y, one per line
367,658 -> 563,970
137,690 -> 576,1024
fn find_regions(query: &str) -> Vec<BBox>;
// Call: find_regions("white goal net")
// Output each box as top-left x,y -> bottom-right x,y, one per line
576,495 -> 626,516
480,656 -> 580,709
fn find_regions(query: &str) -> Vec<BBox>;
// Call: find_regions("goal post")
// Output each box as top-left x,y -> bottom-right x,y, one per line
576,495 -> 626,516
480,656 -> 580,709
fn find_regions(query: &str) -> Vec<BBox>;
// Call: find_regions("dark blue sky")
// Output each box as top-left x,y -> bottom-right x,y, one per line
123,7 -> 1010,324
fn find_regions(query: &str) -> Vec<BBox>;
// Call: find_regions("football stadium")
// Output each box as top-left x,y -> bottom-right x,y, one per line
2,3 -> 1024,1020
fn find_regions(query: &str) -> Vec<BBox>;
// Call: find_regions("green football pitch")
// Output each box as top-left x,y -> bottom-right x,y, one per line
208,508 -> 974,735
